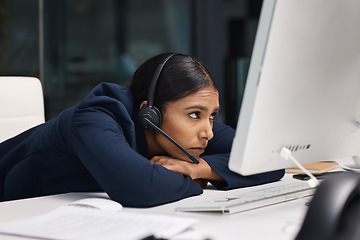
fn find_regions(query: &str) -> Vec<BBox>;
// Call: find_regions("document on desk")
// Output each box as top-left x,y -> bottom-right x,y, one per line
0,206 -> 197,240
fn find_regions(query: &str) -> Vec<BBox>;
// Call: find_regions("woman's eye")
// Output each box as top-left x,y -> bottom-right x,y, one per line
189,112 -> 199,119
210,112 -> 218,120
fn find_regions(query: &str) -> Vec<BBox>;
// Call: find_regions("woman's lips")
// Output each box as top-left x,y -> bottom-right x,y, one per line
188,147 -> 205,156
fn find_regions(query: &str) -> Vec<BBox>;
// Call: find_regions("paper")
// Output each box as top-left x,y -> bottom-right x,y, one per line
0,206 -> 197,240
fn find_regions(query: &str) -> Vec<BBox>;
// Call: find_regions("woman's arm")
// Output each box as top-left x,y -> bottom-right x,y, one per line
70,98 -> 203,207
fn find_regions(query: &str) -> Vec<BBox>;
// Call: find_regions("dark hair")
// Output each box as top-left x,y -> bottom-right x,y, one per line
130,53 -> 218,112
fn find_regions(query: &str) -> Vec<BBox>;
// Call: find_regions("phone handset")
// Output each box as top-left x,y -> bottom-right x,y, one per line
296,173 -> 360,240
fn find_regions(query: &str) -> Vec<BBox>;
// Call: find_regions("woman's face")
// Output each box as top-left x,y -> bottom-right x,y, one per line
153,87 -> 220,161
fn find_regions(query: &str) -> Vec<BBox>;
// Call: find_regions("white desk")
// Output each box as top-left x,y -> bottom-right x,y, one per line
0,173 -> 314,240
1,156 -> 354,240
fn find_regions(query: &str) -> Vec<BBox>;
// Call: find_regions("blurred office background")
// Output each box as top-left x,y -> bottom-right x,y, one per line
0,0 -> 262,128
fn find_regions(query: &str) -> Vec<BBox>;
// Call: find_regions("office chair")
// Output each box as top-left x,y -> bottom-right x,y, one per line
296,172 -> 360,240
0,77 -> 45,143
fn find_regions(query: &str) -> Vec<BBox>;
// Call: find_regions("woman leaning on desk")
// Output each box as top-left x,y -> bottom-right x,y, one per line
0,53 -> 284,207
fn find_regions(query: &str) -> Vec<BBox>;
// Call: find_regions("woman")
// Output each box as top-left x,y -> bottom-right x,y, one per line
0,53 -> 284,207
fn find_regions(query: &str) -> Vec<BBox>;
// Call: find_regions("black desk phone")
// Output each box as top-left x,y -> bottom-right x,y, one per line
296,173 -> 360,240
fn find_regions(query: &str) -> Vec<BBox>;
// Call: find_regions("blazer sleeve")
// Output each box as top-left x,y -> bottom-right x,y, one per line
202,121 -> 285,189
69,97 -> 202,207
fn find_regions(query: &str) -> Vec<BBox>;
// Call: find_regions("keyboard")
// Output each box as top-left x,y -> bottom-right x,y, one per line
176,180 -> 316,214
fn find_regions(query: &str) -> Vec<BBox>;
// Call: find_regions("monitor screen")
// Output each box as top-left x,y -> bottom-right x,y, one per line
229,0 -> 360,175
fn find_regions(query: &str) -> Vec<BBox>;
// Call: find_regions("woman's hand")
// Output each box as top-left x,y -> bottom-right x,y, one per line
149,156 -> 224,184
150,156 -> 197,177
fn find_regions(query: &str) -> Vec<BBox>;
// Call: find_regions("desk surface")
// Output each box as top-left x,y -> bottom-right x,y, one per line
0,158 -> 352,240
0,175 -> 310,240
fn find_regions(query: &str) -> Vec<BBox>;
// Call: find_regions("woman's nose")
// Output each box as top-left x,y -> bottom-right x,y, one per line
199,120 -> 214,140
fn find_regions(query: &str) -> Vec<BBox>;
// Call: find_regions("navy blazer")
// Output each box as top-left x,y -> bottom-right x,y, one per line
0,83 -> 284,207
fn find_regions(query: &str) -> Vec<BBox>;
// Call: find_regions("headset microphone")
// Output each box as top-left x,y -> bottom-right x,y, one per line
137,53 -> 200,164
144,118 -> 199,164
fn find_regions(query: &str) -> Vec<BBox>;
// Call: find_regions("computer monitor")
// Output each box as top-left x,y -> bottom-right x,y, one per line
229,0 -> 360,176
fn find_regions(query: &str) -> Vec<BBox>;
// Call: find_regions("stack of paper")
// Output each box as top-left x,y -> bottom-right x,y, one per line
0,205 -> 197,240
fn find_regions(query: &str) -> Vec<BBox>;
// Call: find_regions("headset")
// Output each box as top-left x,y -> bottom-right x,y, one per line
137,53 -> 199,164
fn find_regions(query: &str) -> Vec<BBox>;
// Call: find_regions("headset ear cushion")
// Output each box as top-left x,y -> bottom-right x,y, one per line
137,106 -> 162,130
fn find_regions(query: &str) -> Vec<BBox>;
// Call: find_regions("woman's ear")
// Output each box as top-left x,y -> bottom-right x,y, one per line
139,101 -> 148,110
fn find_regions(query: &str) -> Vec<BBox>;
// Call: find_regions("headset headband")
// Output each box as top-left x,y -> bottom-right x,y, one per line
147,53 -> 177,107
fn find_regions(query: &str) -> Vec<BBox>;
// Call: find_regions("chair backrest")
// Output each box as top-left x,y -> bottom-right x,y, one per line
0,77 -> 45,143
